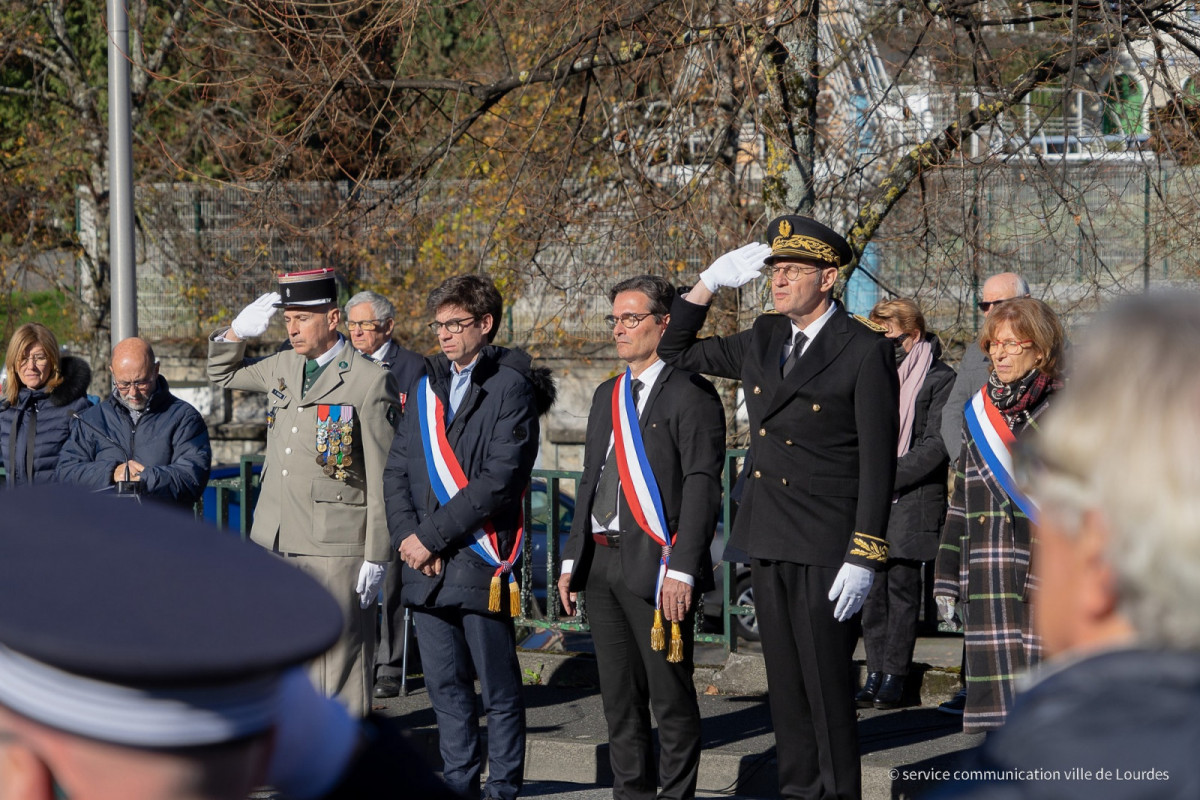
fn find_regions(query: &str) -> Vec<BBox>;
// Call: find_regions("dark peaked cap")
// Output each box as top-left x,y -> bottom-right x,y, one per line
763,215 -> 853,267
0,486 -> 341,686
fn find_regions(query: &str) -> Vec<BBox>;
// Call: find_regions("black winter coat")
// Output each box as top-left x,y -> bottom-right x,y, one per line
0,356 -> 93,486
886,338 -> 955,561
384,345 -> 556,611
55,375 -> 212,507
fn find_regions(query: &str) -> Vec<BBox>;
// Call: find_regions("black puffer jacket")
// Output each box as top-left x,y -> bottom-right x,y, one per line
384,345 -> 556,612
0,356 -> 94,486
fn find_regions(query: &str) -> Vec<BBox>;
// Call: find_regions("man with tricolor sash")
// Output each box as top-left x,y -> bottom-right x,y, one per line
659,217 -> 899,800
383,274 -> 556,800
559,275 -> 725,800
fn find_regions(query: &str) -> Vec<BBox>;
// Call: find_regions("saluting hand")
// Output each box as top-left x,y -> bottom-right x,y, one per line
698,243 -> 773,292
229,292 -> 281,340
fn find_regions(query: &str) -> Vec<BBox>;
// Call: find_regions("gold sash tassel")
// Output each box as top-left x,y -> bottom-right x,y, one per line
508,580 -> 520,617
667,622 -> 684,663
488,575 -> 503,613
650,609 -> 666,651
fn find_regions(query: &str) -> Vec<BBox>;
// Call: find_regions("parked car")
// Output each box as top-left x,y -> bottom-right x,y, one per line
525,477 -> 575,606
704,530 -> 758,641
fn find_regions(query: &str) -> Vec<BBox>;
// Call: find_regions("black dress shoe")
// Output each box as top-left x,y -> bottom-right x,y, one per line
855,671 -> 882,708
373,675 -> 401,699
938,687 -> 967,715
873,673 -> 905,709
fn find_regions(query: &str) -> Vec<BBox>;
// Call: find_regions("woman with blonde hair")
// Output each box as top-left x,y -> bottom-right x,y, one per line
856,298 -> 955,709
0,323 -> 92,486
933,297 -> 1066,733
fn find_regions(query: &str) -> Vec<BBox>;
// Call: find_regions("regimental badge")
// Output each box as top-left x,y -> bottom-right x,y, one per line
267,408 -> 276,429
315,404 -> 356,482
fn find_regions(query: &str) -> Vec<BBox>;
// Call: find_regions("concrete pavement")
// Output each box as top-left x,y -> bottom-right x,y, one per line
370,631 -> 982,799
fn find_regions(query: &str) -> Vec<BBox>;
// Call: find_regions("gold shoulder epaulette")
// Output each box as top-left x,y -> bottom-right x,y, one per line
852,314 -> 887,333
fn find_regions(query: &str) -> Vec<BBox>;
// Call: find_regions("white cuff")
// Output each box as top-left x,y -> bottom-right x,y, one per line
665,569 -> 694,587
560,559 -> 574,577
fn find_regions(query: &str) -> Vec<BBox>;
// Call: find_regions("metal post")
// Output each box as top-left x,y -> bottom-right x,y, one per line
1143,170 -> 1151,293
108,0 -> 137,345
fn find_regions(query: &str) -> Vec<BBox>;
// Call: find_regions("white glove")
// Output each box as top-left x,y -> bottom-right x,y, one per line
828,562 -> 874,622
230,291 -> 281,339
266,668 -> 360,800
698,242 -> 773,292
936,595 -> 963,633
355,561 -> 386,609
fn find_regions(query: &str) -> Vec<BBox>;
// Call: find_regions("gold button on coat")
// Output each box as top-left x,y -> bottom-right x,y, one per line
781,478 -> 789,486
812,403 -> 821,412
753,470 -> 762,479
753,386 -> 762,394
759,428 -> 767,437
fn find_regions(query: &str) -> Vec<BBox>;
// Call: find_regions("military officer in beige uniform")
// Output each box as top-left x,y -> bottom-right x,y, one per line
208,268 -> 401,716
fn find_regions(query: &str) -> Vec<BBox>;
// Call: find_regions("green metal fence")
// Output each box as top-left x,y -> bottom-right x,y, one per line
203,450 -> 753,652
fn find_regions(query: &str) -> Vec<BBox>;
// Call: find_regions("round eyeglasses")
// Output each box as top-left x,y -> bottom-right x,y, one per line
427,316 -> 477,334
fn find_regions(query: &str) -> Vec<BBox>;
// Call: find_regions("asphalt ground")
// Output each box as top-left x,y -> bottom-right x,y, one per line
362,631 -> 980,799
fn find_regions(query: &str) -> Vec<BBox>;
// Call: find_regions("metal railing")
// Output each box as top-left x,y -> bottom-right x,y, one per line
201,450 -> 754,652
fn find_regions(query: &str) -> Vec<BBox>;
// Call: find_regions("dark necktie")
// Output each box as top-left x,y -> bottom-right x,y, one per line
593,378 -> 643,526
782,331 -> 807,377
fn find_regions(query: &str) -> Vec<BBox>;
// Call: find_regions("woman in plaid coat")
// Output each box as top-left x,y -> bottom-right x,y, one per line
934,298 -> 1065,735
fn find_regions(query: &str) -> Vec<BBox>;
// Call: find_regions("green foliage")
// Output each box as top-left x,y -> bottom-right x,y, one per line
0,289 -> 79,344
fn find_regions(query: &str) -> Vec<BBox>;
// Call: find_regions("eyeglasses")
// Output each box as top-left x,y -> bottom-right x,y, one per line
347,319 -> 387,331
603,313 -> 659,329
986,339 -> 1034,355
114,378 -> 155,392
19,354 -> 49,367
427,316 -> 477,334
977,298 -> 1010,312
770,264 -> 827,281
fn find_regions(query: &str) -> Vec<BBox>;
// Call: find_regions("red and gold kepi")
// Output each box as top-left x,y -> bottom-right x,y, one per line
764,216 -> 853,268
274,268 -> 339,308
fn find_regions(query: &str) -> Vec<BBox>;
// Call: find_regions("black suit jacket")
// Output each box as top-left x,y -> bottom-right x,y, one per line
379,339 -> 426,409
563,363 -> 725,601
658,295 -> 899,570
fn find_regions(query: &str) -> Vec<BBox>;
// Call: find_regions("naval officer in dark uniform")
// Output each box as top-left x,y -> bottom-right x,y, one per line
658,217 -> 899,800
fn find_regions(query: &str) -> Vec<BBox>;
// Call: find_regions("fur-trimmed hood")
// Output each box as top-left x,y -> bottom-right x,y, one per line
48,355 -> 93,407
1,355 -> 92,412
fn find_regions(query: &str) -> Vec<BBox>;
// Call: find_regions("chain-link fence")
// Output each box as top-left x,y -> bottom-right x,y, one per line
127,160 -> 1200,349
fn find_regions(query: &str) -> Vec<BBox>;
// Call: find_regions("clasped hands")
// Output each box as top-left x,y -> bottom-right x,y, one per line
399,533 -> 442,577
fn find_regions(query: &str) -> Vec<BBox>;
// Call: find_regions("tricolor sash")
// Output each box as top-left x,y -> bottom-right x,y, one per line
416,376 -> 523,615
610,367 -> 683,662
964,389 -> 1040,524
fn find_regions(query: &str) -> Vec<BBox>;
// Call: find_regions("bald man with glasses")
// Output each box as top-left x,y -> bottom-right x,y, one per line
56,336 -> 211,507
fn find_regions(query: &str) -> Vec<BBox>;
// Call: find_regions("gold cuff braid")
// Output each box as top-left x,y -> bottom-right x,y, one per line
849,533 -> 889,563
